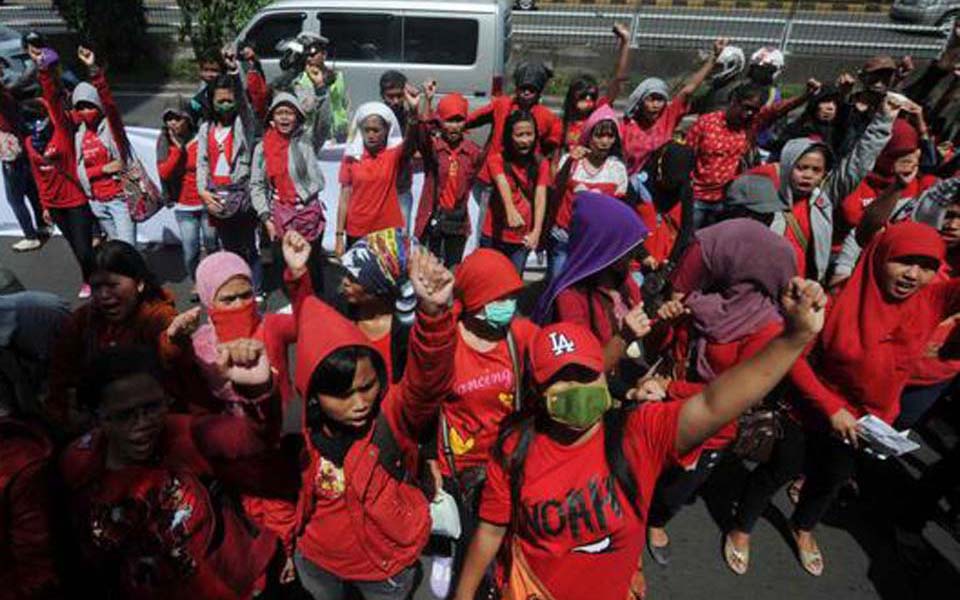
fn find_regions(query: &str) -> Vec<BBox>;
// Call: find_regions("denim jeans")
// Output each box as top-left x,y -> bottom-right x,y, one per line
547,226 -> 570,282
294,551 -> 417,600
3,156 -> 43,239
692,199 -> 725,230
175,208 -> 218,281
480,235 -> 528,275
89,197 -> 136,246
397,189 -> 414,236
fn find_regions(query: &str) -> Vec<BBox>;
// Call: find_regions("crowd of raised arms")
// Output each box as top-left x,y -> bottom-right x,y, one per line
1,20 -> 960,600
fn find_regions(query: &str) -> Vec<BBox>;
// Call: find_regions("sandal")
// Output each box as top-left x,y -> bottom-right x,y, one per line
792,530 -> 824,577
723,533 -> 750,575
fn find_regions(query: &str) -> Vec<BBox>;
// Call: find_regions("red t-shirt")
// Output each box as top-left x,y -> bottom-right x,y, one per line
563,119 -> 585,154
438,319 -> 539,476
157,140 -> 202,208
339,145 -> 405,238
479,401 -> 683,600
838,174 -> 939,246
686,107 -> 778,202
81,130 -> 123,200
206,127 -> 234,188
619,95 -> 689,175
368,331 -> 393,384
480,153 -> 551,245
467,96 -> 562,157
784,198 -> 812,277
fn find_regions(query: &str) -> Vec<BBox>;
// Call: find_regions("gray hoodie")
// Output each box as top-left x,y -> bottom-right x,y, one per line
195,71 -> 260,194
72,82 -> 123,198
726,110 -> 895,281
249,92 -> 330,221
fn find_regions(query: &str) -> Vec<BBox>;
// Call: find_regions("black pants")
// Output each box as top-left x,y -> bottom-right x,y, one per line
50,204 -> 96,281
734,420 -> 858,533
427,233 -> 466,268
649,449 -> 726,528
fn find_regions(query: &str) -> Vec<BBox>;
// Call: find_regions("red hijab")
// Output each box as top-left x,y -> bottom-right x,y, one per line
820,221 -> 947,422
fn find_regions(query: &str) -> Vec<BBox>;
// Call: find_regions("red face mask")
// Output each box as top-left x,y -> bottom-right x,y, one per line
74,108 -> 100,128
209,300 -> 261,342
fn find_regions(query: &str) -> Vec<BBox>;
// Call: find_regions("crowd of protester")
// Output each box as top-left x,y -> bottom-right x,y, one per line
1,20 -> 960,600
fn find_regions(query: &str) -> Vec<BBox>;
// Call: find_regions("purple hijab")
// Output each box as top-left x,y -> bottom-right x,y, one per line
684,218 -> 796,379
533,192 -> 649,324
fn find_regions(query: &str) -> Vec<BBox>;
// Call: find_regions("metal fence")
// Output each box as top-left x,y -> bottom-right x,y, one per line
514,0 -> 951,60
0,1 -> 182,33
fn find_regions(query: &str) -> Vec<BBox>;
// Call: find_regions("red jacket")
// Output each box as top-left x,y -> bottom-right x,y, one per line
413,121 -> 483,238
60,411 -> 290,599
292,296 -> 456,580
24,69 -> 88,210
0,419 -> 58,600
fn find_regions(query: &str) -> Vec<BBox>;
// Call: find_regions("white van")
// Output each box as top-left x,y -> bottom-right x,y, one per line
238,0 -> 513,111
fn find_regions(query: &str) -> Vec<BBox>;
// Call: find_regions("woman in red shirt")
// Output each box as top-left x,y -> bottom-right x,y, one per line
157,102 -> 214,299
645,219 -> 799,565
336,101 -> 416,255
454,285 -> 826,600
479,110 -> 551,275
726,222 -> 960,577
426,249 -> 539,596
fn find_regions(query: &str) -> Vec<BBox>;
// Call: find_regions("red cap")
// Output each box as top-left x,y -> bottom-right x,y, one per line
437,93 -> 469,121
530,323 -> 605,385
454,249 -> 524,313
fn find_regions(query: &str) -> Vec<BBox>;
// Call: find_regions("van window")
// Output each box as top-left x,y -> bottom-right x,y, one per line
320,13 -> 402,62
244,13 -> 306,59
404,17 -> 478,65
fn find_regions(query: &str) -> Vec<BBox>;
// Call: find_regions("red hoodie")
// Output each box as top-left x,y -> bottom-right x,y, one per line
60,411 -> 289,599
24,69 -> 89,210
0,419 -> 58,600
292,296 -> 456,581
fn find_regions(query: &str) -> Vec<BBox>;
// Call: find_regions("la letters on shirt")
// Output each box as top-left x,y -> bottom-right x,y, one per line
480,400 -> 684,600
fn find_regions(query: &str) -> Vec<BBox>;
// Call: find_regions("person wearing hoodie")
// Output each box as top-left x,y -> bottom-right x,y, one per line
724,93 -> 902,282
69,46 -> 135,246
426,249 -> 540,597
453,280 -> 827,600
289,247 -> 456,600
608,37 -> 728,175
250,92 -> 329,245
46,241 -> 186,431
157,99 -> 215,298
23,45 -> 95,298
196,54 -> 262,293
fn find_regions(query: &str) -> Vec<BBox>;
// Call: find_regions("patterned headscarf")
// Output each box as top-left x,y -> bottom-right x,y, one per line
340,228 -> 416,319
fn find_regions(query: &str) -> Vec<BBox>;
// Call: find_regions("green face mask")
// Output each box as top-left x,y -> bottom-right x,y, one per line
545,384 -> 612,429
214,101 -> 236,115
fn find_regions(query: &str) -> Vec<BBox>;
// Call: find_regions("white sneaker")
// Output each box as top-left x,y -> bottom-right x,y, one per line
11,238 -> 42,252
430,555 -> 453,599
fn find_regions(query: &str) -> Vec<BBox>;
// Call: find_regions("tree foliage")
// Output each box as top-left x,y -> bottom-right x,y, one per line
52,0 -> 149,69
177,0 -> 272,59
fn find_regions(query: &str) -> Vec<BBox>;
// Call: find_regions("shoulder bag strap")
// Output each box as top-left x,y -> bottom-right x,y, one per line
506,327 -> 522,413
782,210 -> 809,254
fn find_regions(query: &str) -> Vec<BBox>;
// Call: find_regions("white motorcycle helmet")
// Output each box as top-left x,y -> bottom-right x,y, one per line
749,46 -> 786,82
712,45 -> 745,83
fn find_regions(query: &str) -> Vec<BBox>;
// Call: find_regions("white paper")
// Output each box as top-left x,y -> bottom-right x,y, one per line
857,414 -> 920,458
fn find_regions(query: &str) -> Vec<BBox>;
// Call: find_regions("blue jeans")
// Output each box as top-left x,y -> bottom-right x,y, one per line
3,156 -> 43,239
692,199 -> 725,230
480,235 -> 528,276
547,226 -> 570,282
89,197 -> 136,246
175,208 -> 218,281
896,378 -> 956,430
397,189 -> 414,236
